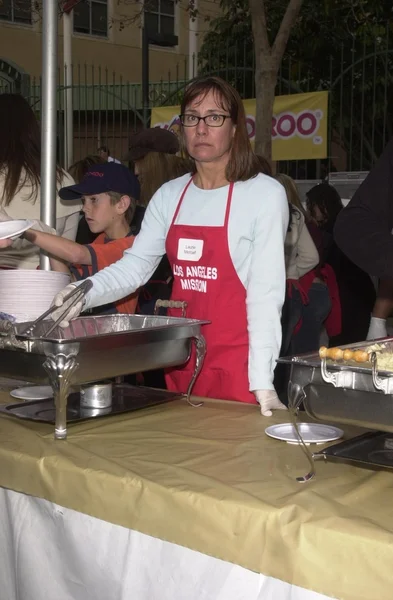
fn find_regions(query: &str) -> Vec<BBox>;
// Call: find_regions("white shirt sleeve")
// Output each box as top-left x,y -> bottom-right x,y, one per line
83,188 -> 168,309
56,212 -> 81,241
295,218 -> 319,279
285,212 -> 319,280
247,185 -> 289,391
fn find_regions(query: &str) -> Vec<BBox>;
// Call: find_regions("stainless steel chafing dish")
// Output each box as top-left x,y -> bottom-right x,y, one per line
279,338 -> 393,434
0,312 -> 208,440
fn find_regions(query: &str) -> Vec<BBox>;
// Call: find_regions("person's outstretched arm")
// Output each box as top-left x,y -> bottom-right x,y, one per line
79,186 -> 170,310
24,228 -> 92,265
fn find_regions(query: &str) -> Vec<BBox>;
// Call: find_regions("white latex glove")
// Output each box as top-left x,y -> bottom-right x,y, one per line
255,390 -> 288,417
366,316 -> 387,340
50,283 -> 86,328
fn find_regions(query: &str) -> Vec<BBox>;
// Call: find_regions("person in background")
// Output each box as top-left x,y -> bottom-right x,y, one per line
127,128 -> 189,388
276,175 -> 335,355
333,140 -> 393,341
129,127 -> 192,207
68,155 -> 105,245
0,94 -> 81,269
127,127 -> 192,388
128,127 -> 192,314
307,182 -> 375,346
334,138 -> 393,280
272,174 -> 319,397
22,163 -> 140,316
69,154 -> 145,243
366,279 -> 393,339
68,155 -> 105,184
98,145 -> 121,164
51,75 -> 289,416
275,174 -> 320,355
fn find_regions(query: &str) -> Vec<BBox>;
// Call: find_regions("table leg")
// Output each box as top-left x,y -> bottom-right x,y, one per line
186,334 -> 206,408
43,350 -> 79,440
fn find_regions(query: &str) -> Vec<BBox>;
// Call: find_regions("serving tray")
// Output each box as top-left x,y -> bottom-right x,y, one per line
0,384 -> 182,424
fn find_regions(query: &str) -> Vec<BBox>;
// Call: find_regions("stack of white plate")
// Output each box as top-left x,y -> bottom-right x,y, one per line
0,270 -> 70,323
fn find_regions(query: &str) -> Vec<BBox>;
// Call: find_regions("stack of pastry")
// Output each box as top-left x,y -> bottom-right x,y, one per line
319,346 -> 369,363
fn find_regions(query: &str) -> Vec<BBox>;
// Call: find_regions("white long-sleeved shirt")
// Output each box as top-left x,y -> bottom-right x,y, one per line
83,173 -> 289,391
0,169 -> 81,269
285,209 -> 319,280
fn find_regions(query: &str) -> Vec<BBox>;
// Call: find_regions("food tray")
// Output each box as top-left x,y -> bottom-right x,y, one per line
0,314 -> 208,385
314,431 -> 393,472
278,338 -> 393,434
280,338 -> 393,376
0,314 -> 208,440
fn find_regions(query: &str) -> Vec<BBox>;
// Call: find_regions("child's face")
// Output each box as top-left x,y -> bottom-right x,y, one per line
81,192 -> 118,233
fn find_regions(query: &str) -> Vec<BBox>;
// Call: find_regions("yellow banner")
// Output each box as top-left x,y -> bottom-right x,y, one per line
150,91 -> 328,161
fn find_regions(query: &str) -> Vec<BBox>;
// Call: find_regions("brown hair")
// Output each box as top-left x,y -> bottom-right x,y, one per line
136,152 -> 192,206
255,154 -> 273,176
180,76 -> 260,182
108,191 -> 136,225
98,145 -> 110,154
0,93 -> 62,206
275,173 -> 307,217
68,155 -> 105,183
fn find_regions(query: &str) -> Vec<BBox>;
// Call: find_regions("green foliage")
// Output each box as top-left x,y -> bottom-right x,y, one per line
199,0 -> 393,168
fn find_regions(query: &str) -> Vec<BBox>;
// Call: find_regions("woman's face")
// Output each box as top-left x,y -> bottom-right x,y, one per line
182,90 -> 235,166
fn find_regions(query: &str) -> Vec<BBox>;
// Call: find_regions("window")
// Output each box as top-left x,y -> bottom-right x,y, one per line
0,0 -> 32,25
145,0 -> 175,41
73,0 -> 108,37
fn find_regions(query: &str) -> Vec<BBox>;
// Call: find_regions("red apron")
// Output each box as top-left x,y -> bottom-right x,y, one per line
165,177 -> 256,404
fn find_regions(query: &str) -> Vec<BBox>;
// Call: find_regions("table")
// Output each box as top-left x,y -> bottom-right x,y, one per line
0,383 -> 392,600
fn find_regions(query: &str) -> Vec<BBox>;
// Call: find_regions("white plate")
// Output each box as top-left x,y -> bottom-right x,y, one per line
10,386 -> 54,401
265,422 -> 344,445
0,220 -> 35,240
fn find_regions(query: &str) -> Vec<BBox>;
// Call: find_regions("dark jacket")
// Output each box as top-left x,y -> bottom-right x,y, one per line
334,138 -> 393,279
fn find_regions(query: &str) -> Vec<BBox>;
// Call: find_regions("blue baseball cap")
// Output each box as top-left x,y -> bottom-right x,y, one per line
59,162 -> 140,201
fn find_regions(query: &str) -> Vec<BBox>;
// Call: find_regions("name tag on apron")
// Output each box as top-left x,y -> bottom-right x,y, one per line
177,238 -> 204,262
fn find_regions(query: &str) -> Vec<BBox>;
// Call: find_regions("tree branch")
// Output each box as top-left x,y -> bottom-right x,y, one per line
271,0 -> 304,65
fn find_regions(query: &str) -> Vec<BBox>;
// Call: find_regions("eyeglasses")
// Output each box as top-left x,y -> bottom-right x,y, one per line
180,113 -> 231,128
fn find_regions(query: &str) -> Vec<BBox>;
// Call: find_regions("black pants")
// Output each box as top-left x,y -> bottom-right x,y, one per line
291,283 -> 331,355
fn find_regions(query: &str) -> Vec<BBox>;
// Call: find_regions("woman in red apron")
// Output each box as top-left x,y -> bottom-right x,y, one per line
165,177 -> 255,403
52,76 -> 289,416
163,78 -> 288,414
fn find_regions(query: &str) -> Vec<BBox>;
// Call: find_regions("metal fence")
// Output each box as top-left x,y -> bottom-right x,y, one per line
1,26 -> 392,176
24,65 -> 188,167
199,27 -> 393,179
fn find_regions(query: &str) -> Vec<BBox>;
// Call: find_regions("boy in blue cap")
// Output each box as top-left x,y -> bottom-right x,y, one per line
23,162 -> 140,314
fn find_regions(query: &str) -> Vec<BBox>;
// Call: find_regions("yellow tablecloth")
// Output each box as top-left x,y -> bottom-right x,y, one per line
0,386 -> 392,600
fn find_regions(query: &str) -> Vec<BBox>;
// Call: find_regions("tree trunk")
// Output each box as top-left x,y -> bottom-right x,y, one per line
249,0 -> 304,160
253,60 -> 277,158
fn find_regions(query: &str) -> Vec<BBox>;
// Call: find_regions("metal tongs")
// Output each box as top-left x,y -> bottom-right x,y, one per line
19,280 -> 93,339
287,381 -> 317,483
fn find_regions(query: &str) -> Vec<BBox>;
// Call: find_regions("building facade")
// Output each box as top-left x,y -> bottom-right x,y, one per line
0,0 -> 218,83
0,0 -> 219,164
